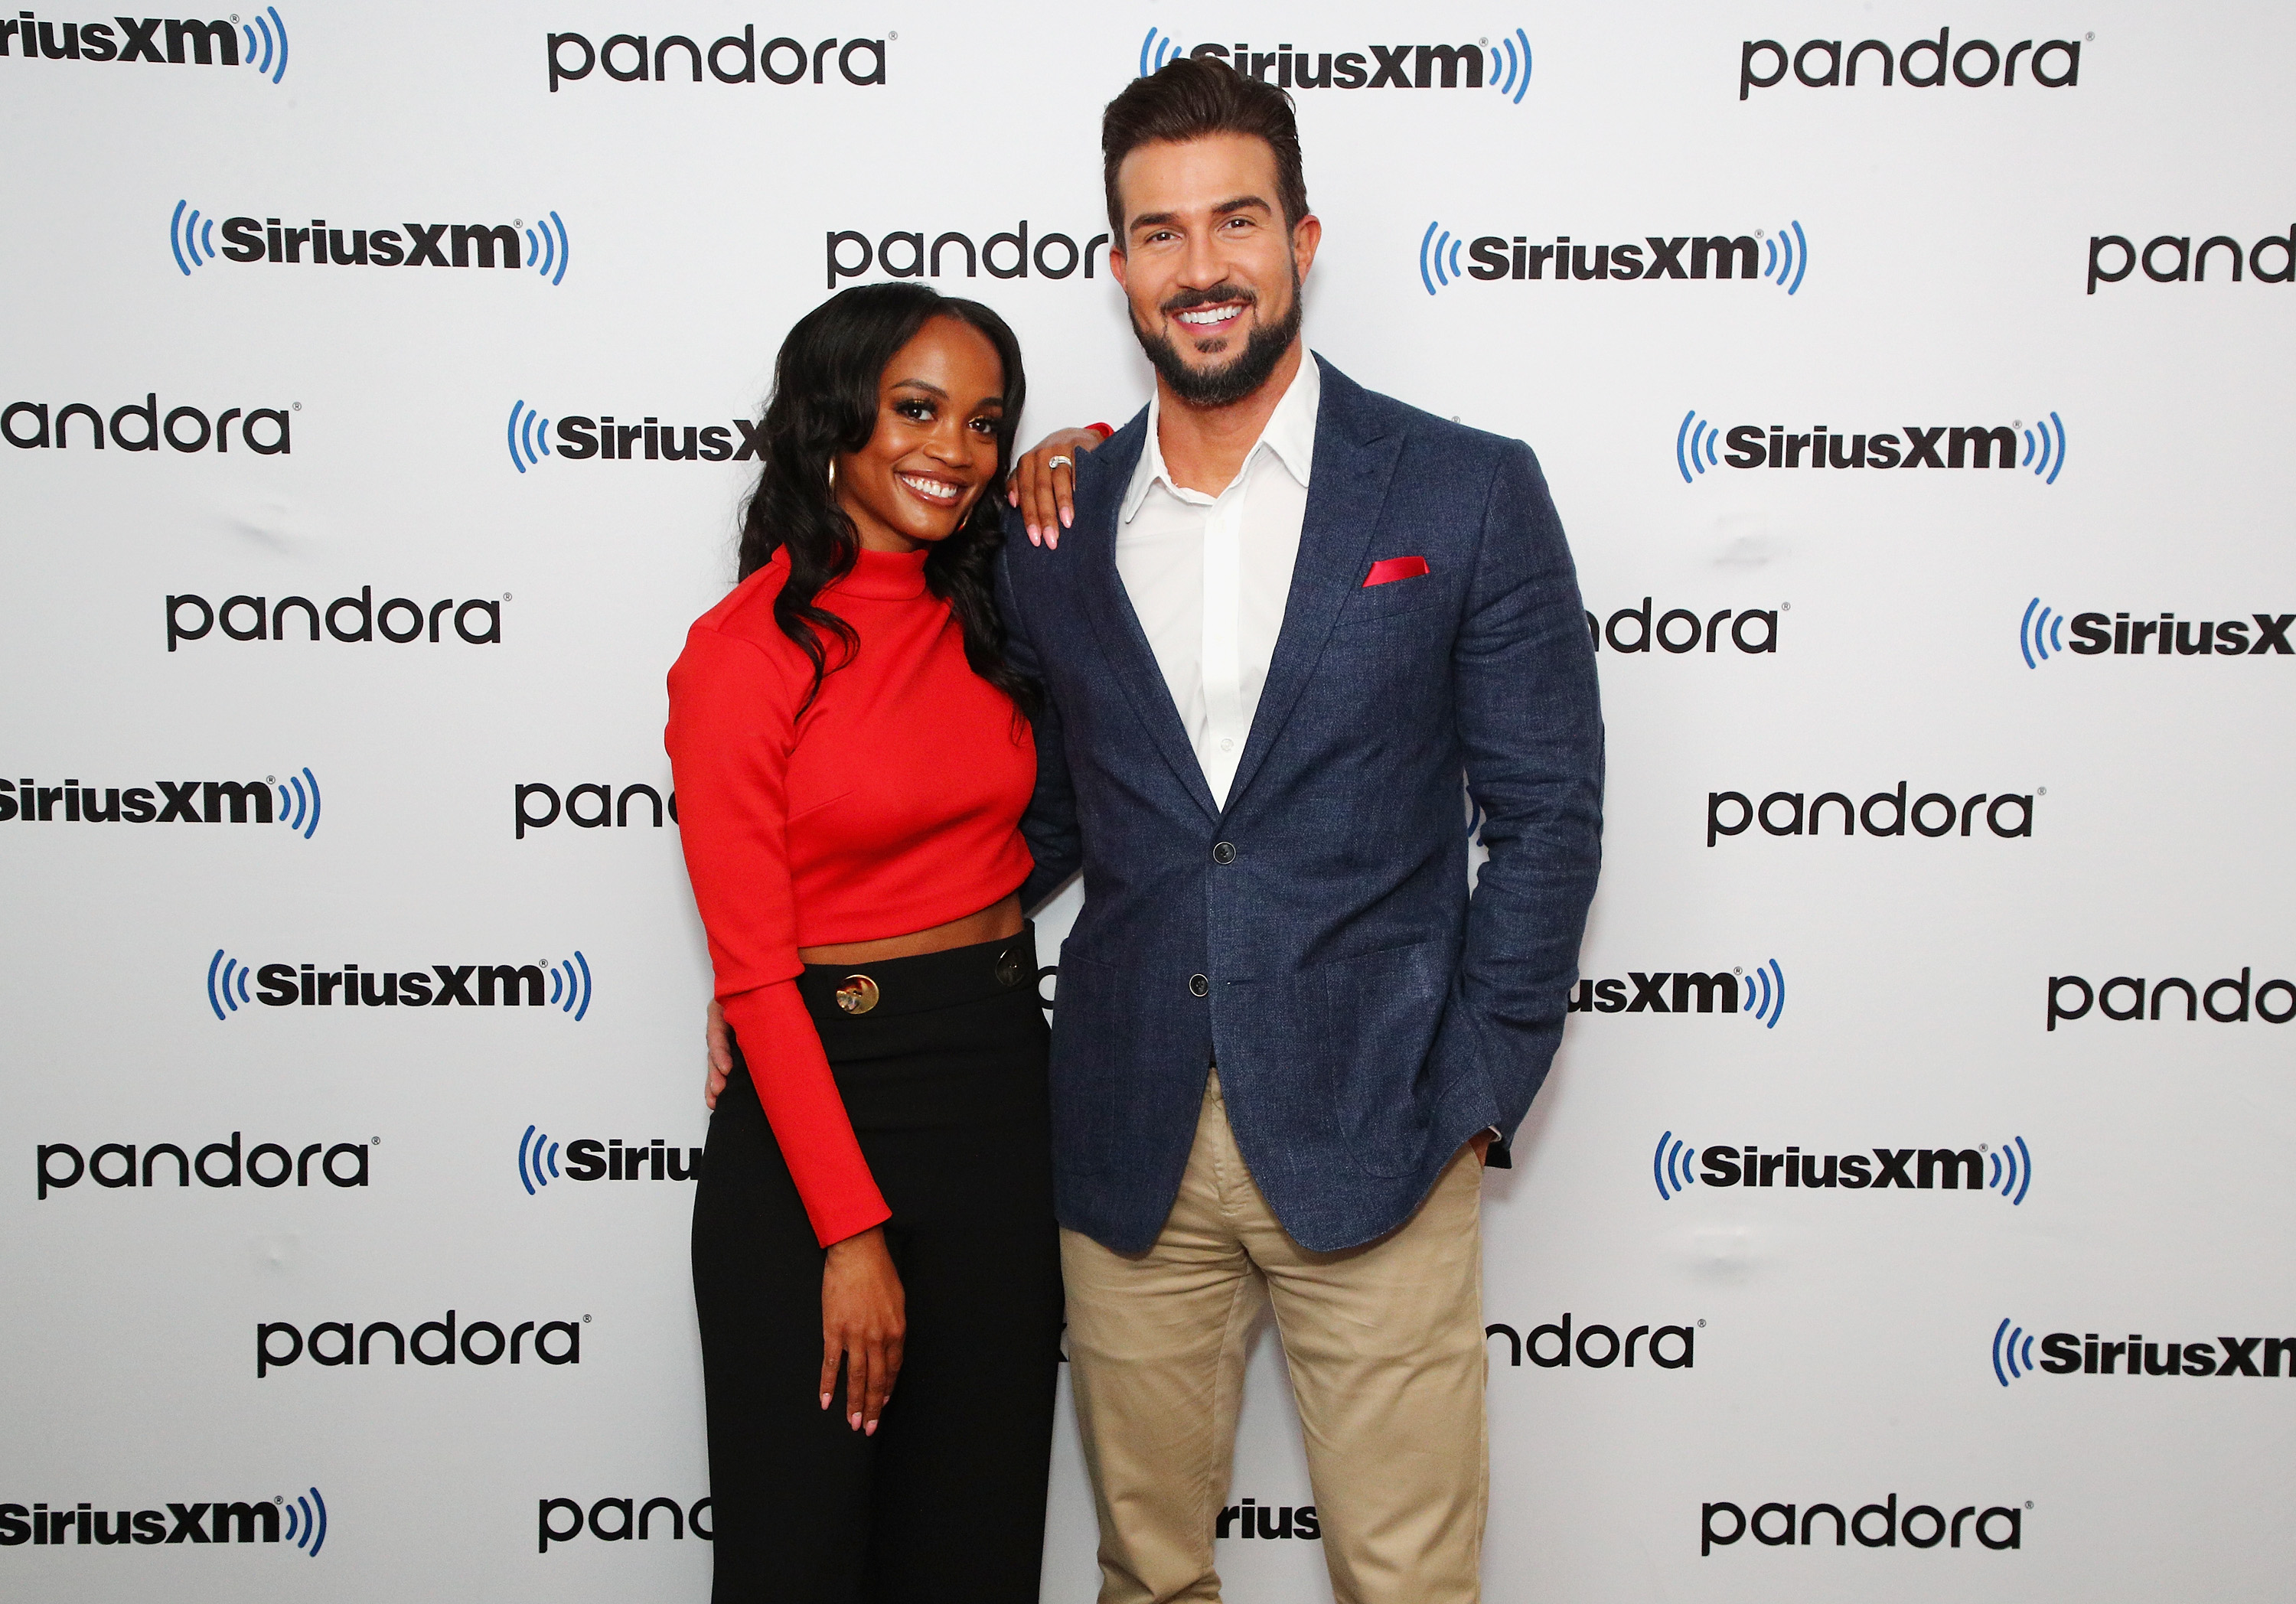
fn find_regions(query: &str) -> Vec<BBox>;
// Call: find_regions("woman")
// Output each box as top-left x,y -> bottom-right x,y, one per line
667,281 -> 1061,1602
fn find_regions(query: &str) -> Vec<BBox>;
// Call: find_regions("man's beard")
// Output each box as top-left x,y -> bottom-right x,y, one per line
1130,270 -> 1304,409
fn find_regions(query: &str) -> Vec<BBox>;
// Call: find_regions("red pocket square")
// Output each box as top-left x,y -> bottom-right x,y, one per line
1364,556 -> 1430,587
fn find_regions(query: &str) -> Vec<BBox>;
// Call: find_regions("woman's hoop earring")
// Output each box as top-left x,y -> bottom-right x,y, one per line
827,458 -> 839,490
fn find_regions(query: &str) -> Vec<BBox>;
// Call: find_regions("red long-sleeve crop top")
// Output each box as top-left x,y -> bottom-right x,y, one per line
665,546 -> 1036,1245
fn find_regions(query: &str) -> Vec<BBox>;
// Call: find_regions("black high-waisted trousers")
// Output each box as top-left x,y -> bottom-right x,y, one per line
692,929 -> 1062,1602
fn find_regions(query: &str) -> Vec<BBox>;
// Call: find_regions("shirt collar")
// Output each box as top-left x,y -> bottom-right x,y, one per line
1122,349 -> 1321,523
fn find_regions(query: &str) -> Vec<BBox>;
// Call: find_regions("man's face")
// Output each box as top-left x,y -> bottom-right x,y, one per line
1110,132 -> 1320,408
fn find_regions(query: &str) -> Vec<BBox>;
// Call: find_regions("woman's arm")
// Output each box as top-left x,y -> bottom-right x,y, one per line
669,624 -> 905,1433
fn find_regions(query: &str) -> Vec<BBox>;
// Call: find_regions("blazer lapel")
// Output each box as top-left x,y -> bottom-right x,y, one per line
1065,419 -> 1223,823
1222,360 -> 1403,813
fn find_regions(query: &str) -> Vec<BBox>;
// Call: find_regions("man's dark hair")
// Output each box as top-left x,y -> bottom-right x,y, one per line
1101,57 -> 1309,243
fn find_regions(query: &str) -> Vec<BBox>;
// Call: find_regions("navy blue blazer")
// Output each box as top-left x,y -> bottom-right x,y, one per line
1000,357 -> 1603,1254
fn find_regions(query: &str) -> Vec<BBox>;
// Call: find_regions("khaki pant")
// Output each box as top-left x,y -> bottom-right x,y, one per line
1061,1071 -> 1488,1604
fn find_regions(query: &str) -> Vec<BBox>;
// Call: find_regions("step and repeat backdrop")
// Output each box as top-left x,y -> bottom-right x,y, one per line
4,3 -> 2291,1599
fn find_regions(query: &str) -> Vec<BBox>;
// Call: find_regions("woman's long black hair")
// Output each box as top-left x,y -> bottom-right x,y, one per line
735,281 -> 1035,719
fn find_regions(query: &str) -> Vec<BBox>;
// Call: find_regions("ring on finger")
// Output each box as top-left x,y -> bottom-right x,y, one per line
1045,455 -> 1072,470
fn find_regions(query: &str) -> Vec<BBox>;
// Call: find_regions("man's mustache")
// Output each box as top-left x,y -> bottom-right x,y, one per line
1160,282 -> 1258,318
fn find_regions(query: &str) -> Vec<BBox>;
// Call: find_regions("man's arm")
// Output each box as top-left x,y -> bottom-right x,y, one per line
997,540 -> 1083,911
1432,439 -> 1605,1158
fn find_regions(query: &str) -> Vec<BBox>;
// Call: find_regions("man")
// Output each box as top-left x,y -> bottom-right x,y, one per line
999,57 -> 1604,1604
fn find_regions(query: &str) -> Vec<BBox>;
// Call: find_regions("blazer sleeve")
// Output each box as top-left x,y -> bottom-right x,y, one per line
665,624 -> 892,1247
1431,440 -> 1606,1149
999,538 -> 1083,912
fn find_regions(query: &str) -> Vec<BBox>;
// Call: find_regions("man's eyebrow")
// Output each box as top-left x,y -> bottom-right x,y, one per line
1128,195 -> 1273,233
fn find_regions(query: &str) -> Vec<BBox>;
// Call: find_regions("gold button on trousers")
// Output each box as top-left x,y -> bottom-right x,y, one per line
1060,1071 -> 1489,1604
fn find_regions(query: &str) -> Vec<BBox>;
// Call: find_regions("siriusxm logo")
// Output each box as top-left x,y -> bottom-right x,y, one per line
1702,1496 -> 2021,1557
515,781 -> 676,837
518,1126 -> 700,1193
1991,1319 -> 2296,1386
1586,599 -> 1779,655
1570,962 -> 1786,1028
546,27 -> 884,92
538,1495 -> 710,1553
2046,967 -> 2294,1031
168,206 -> 569,283
1707,785 -> 2033,846
38,1133 -> 368,1198
256,1312 -> 580,1377
0,1487 -> 326,1553
2020,601 -> 2293,667
1652,1133 -> 2033,1203
505,402 -> 748,472
165,588 -> 503,651
1422,222 -> 1806,298
2088,228 -> 2295,295
1139,29 -> 1531,103
1676,412 -> 2066,482
3,392 -> 289,455
1,8 -> 289,81
1486,1314 -> 1695,1371
205,952 -> 594,1022
2,769 -> 318,836
1740,31 -> 2080,99
826,222 -> 1110,291
1216,1499 -> 1320,1540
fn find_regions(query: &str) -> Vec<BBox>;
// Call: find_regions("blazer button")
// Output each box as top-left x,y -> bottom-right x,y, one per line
1212,841 -> 1237,865
1189,973 -> 1210,997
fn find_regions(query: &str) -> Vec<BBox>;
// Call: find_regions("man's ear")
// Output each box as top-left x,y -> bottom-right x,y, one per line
1291,213 -> 1323,285
1108,245 -> 1129,292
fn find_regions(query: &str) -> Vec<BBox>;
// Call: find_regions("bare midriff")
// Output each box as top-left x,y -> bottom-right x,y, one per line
797,892 -> 1023,967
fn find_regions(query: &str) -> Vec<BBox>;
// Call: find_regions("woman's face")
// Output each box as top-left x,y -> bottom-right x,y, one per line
833,315 -> 1006,553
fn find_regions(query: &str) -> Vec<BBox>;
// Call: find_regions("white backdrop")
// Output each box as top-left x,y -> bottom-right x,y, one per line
5,3 -> 2294,1599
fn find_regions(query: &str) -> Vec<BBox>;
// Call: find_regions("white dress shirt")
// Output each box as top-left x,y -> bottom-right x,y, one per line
1115,353 -> 1320,809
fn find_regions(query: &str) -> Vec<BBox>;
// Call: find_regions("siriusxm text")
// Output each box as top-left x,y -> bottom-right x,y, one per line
240,963 -> 563,1008
2028,1331 -> 2296,1377
1218,1500 -> 1319,1540
1175,41 -> 1498,91
1698,1146 -> 1999,1190
0,15 -> 246,65
1712,424 -> 2036,470
1457,234 -> 1776,283
2062,611 -> 2294,657
6,778 -> 277,824
2,1500 -> 297,1547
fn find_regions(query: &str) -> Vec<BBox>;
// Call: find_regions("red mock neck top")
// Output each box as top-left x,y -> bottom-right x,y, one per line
666,546 -> 1036,1244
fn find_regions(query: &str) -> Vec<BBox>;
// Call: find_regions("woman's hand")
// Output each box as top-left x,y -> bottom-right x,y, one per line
703,1000 -> 731,1110
1006,425 -> 1110,549
821,1226 -> 905,1434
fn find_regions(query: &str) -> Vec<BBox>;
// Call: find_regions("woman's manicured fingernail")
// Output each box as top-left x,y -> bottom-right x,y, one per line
850,1413 -> 863,1430
820,1394 -> 832,1409
865,1420 -> 879,1436
1061,507 -> 1073,527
